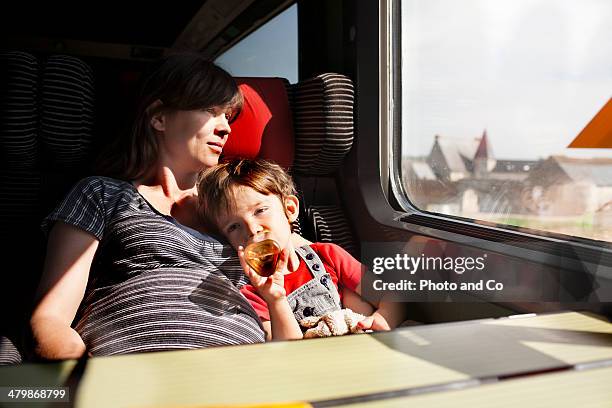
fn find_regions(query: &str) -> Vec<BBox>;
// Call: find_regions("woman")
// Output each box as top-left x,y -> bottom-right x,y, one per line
30,53 -> 266,359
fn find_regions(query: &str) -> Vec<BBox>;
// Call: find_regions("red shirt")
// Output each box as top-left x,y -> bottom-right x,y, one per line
240,242 -> 363,321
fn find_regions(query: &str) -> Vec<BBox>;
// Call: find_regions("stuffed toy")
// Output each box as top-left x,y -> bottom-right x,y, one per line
299,308 -> 368,338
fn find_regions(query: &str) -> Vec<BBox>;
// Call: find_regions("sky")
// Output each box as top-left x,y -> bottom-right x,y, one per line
401,0 -> 612,160
215,4 -> 298,84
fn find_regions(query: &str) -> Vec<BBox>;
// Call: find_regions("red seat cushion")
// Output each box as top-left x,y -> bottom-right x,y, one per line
222,78 -> 295,169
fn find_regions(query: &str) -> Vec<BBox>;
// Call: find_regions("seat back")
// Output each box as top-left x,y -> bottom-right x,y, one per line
0,51 -> 96,364
290,74 -> 357,255
225,74 -> 357,255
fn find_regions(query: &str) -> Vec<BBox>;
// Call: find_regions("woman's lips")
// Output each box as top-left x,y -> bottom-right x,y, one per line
207,141 -> 224,154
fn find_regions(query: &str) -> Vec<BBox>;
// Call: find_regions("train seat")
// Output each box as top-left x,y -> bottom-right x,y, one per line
0,52 -> 358,364
226,74 -> 358,255
1,51 -> 96,365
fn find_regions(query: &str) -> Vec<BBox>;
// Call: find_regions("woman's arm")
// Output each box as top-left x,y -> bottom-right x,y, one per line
30,222 -> 99,360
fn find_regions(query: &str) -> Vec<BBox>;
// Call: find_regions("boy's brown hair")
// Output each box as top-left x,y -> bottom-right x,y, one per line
196,158 -> 297,227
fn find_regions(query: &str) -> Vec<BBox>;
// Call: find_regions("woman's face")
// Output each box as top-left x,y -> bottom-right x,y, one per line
157,106 -> 231,171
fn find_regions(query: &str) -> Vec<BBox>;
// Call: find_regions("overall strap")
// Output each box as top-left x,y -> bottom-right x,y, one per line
295,245 -> 327,279
289,244 -> 343,320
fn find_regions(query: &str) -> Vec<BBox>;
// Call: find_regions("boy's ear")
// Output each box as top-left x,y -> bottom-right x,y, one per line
148,99 -> 165,131
284,195 -> 300,223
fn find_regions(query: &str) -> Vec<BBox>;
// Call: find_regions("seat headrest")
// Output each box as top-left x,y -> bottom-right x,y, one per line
222,77 -> 294,169
291,73 -> 354,176
40,55 -> 95,169
1,51 -> 39,170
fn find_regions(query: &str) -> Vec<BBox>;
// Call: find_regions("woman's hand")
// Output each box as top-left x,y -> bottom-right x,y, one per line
238,247 -> 289,304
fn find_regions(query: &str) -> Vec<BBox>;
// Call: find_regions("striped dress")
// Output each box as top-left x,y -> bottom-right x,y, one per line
42,176 -> 265,355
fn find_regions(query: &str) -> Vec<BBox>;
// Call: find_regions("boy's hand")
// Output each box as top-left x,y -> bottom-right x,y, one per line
238,246 -> 290,304
357,311 -> 392,331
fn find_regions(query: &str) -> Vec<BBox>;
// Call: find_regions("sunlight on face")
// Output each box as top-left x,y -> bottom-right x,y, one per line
216,186 -> 296,250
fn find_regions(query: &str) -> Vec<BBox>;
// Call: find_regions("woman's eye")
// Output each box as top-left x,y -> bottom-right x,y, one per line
255,207 -> 268,215
226,223 -> 239,233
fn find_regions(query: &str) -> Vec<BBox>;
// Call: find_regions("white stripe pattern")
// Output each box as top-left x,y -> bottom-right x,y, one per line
0,51 -> 38,168
40,55 -> 94,168
0,336 -> 22,365
308,205 -> 357,257
43,177 -> 266,356
290,74 -> 354,175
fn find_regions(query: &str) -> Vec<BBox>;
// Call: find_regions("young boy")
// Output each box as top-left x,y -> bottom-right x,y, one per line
197,159 -> 404,340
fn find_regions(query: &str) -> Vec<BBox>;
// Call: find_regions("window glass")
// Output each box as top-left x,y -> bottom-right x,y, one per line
215,4 -> 298,83
400,0 -> 612,242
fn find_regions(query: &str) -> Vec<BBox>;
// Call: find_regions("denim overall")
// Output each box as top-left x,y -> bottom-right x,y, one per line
288,245 -> 342,322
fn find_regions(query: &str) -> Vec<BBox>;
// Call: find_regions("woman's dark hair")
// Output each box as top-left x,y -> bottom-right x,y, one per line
96,52 -> 242,180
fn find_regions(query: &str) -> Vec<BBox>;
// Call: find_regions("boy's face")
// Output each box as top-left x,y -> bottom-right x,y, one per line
216,186 -> 299,250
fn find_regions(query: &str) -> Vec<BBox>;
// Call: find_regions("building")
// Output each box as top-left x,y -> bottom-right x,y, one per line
403,131 -> 538,214
524,156 -> 612,216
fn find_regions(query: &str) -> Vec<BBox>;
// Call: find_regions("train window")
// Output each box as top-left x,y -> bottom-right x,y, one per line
215,3 -> 298,82
397,0 -> 612,243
